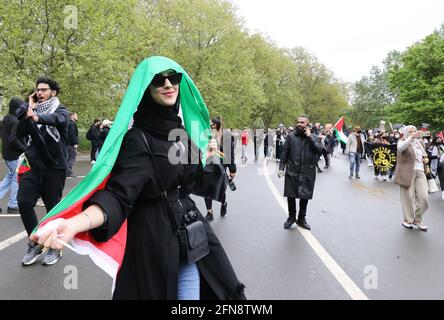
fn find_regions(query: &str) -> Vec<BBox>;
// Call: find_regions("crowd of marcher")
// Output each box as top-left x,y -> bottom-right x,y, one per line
0,58 -> 442,301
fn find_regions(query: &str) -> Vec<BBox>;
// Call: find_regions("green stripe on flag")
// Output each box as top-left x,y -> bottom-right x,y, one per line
33,56 -> 211,232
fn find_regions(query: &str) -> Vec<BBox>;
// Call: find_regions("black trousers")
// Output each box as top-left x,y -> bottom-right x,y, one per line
204,193 -> 227,211
287,197 -> 309,220
91,142 -> 99,161
17,168 -> 66,236
438,166 -> 444,190
67,145 -> 77,176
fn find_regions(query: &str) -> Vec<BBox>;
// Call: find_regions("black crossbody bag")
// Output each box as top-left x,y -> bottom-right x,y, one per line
136,128 -> 209,264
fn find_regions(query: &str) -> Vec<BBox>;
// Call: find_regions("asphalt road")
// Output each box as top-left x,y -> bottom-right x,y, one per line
0,145 -> 443,300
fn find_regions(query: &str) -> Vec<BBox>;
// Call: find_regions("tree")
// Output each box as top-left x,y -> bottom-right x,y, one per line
385,26 -> 444,130
349,65 -> 394,129
287,47 -> 348,125
0,0 -> 141,127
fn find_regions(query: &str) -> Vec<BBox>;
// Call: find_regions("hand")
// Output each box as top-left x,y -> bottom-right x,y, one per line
304,127 -> 312,137
409,131 -> 420,139
30,219 -> 77,250
28,93 -> 37,110
423,157 -> 429,164
26,108 -> 34,119
74,144 -> 79,150
25,108 -> 39,122
278,170 -> 284,178
229,172 -> 236,179
206,138 -> 218,158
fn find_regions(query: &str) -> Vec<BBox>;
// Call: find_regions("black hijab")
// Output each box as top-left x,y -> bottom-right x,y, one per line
9,97 -> 25,115
133,85 -> 183,140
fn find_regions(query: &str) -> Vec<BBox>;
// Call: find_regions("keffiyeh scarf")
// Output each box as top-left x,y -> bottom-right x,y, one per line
34,97 -> 61,142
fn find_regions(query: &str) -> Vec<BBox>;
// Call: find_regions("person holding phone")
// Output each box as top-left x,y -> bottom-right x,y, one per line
15,76 -> 69,266
394,126 -> 429,231
278,115 -> 324,230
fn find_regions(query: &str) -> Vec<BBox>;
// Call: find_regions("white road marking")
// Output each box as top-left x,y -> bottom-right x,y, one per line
0,214 -> 21,217
0,231 -> 27,252
263,160 -> 369,300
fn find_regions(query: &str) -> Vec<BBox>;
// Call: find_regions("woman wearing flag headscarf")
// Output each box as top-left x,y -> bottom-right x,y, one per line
32,57 -> 246,300
394,125 -> 429,231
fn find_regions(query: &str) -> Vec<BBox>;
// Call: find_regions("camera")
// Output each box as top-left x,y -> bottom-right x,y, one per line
31,92 -> 38,103
182,210 -> 199,225
228,178 -> 236,191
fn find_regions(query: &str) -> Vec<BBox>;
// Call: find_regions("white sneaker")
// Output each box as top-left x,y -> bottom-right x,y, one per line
413,221 -> 428,232
402,221 -> 413,229
91,160 -> 96,165
383,176 -> 387,181
36,199 -> 45,207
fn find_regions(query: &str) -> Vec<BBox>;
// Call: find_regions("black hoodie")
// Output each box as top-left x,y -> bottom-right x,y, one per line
1,98 -> 27,160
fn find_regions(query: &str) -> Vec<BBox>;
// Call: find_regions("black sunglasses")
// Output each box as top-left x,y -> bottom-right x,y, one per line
151,73 -> 182,88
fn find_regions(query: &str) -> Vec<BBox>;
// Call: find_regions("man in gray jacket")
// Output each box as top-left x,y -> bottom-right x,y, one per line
346,126 -> 366,179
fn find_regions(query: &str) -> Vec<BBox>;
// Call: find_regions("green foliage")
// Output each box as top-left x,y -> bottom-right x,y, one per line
350,65 -> 394,129
385,28 -> 444,130
0,0 -> 350,131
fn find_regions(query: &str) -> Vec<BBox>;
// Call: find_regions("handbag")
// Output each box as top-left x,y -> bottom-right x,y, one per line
420,144 -> 438,194
136,127 -> 209,264
427,177 -> 439,193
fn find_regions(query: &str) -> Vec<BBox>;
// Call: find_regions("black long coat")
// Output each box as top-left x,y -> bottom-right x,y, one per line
84,127 -> 246,300
279,132 -> 324,199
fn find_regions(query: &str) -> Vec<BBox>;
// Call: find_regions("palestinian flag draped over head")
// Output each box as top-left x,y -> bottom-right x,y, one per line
32,56 -> 211,279
333,116 -> 348,144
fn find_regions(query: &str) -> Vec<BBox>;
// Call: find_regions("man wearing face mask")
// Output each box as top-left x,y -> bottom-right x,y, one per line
278,115 -> 324,230
346,126 -> 366,179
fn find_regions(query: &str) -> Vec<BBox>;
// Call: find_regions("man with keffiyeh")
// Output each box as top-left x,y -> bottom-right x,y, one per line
15,76 -> 69,266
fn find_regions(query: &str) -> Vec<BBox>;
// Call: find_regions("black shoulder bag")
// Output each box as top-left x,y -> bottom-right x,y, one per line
136,128 -> 209,264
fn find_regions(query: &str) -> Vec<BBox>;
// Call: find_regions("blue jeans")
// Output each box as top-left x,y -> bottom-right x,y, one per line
349,152 -> 362,175
177,262 -> 200,300
0,159 -> 19,208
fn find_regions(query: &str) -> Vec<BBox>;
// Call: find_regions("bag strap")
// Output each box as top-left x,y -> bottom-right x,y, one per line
135,127 -> 180,232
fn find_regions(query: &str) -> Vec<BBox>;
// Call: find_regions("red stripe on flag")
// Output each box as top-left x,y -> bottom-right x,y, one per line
37,175 -> 127,267
334,116 -> 344,131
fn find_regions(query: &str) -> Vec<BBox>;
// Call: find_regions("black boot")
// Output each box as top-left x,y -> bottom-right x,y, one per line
297,216 -> 311,230
284,215 -> 296,229
220,202 -> 227,217
205,210 -> 214,222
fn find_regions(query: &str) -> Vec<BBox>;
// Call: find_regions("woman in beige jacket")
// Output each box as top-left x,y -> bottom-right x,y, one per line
394,125 -> 429,231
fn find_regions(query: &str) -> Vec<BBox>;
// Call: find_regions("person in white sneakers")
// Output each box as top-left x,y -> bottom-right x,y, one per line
394,126 -> 429,231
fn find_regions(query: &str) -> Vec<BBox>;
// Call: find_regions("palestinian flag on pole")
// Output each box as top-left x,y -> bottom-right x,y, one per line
32,56 -> 211,279
333,116 -> 348,144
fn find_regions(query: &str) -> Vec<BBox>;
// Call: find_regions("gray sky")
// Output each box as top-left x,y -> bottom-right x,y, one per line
230,0 -> 444,83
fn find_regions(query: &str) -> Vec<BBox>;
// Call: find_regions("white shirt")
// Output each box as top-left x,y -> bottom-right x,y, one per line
397,137 -> 425,170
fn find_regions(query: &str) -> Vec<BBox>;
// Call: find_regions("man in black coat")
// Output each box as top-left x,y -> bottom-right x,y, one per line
0,98 -> 27,213
278,115 -> 324,230
16,76 -> 69,266
66,112 -> 79,177
86,118 -> 101,164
